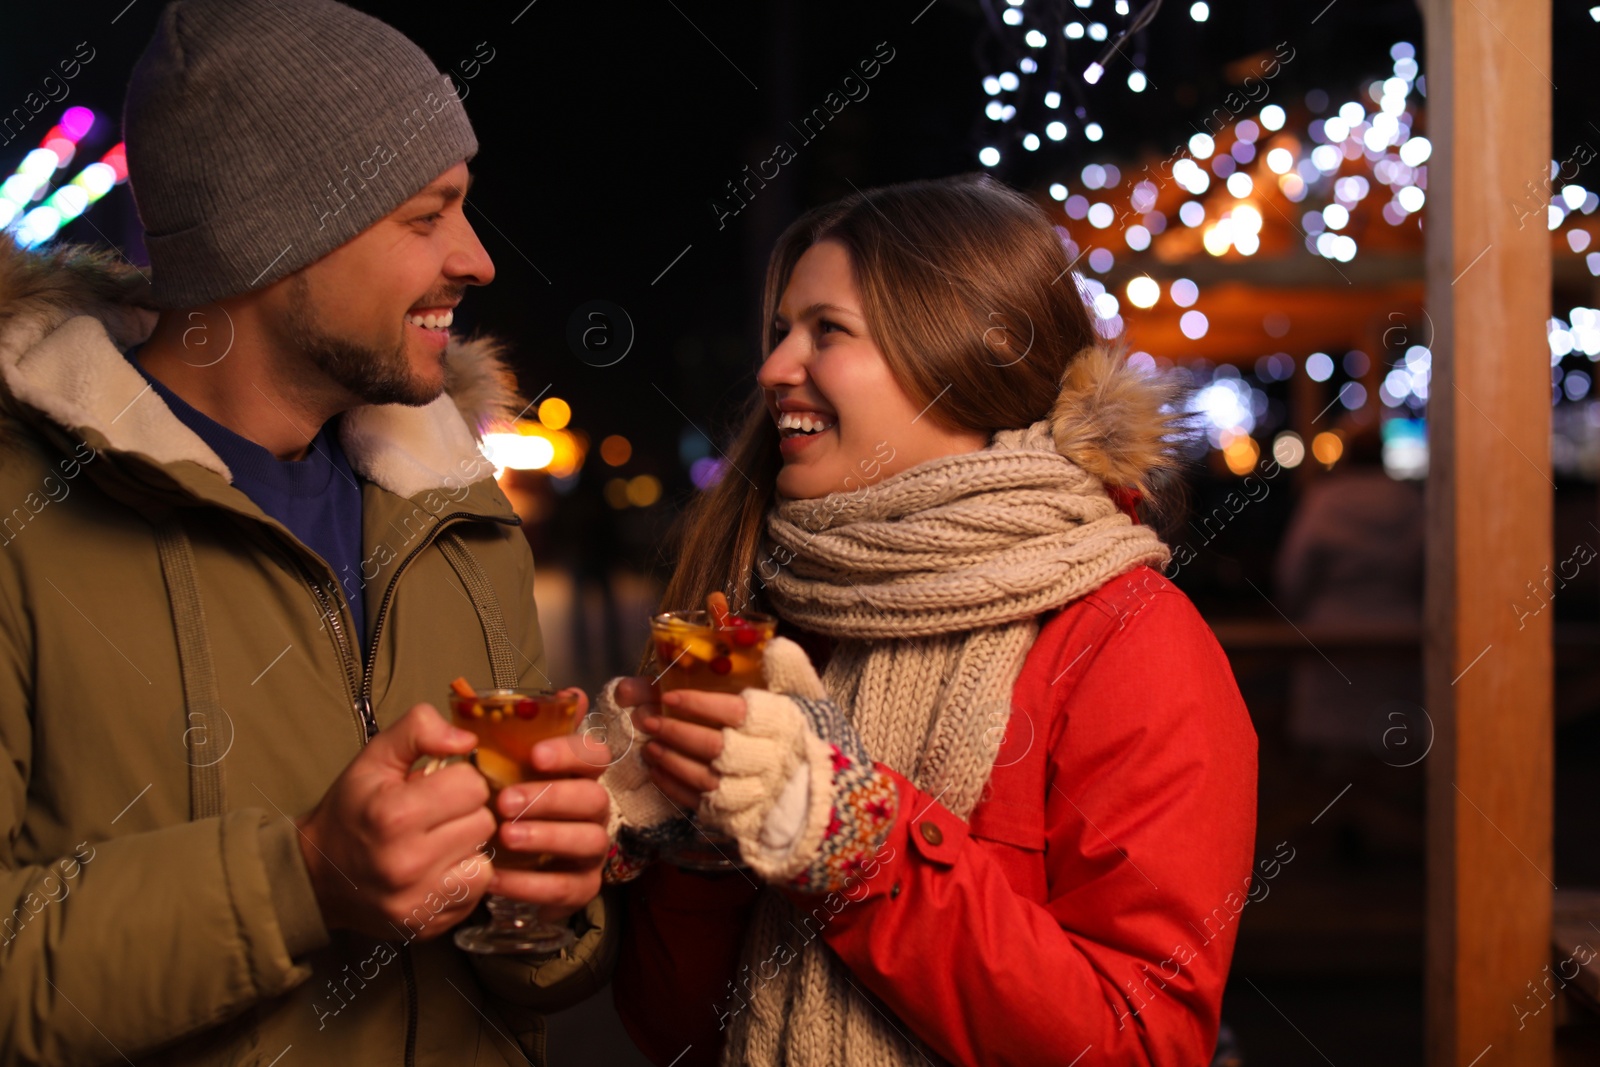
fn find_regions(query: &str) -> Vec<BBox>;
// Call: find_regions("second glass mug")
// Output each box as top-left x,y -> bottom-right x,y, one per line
647,606 -> 778,870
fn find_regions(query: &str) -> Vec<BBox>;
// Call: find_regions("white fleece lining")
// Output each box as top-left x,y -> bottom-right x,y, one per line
7,314 -> 229,477
760,761 -> 811,852
595,677 -> 679,834
341,392 -> 493,501
738,730 -> 835,881
1,311 -> 496,498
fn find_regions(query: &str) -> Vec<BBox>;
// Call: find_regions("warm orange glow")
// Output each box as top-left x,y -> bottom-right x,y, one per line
484,418 -> 587,477
626,475 -> 662,507
1222,435 -> 1260,475
537,397 -> 571,430
600,435 -> 633,466
483,432 -> 554,471
544,431 -> 582,478
1312,431 -> 1345,466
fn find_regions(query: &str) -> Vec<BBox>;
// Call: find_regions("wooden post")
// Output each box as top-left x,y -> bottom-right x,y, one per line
1422,2 -> 1554,1065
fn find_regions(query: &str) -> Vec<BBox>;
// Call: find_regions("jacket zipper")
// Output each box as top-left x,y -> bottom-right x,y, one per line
358,512 -> 516,718
294,510 -> 517,744
290,556 -> 371,747
402,945 -> 420,1067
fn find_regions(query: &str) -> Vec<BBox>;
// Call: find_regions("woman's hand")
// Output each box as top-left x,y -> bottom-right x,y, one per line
615,677 -> 748,811
613,641 -> 899,892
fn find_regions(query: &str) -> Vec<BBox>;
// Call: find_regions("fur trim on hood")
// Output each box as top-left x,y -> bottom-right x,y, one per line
1049,344 -> 1191,510
0,241 -> 524,499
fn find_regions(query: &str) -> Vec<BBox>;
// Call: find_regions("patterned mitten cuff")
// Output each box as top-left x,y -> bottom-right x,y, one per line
699,688 -> 899,894
778,695 -> 899,895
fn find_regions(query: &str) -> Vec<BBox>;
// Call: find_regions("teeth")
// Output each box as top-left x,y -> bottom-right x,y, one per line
405,309 -> 454,329
777,412 -> 836,434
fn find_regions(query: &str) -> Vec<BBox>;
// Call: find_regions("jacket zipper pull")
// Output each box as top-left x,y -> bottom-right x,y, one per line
357,695 -> 378,740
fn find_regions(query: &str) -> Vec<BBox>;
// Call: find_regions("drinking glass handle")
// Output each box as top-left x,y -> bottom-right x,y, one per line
413,752 -> 473,776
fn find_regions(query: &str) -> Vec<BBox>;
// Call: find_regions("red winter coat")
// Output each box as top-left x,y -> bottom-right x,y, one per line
614,565 -> 1259,1067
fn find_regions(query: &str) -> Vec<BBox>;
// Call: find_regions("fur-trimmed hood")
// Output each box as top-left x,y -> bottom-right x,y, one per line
1048,343 -> 1190,511
0,240 -> 524,500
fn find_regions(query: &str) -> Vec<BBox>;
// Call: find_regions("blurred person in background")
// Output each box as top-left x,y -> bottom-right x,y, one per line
1275,411 -> 1425,753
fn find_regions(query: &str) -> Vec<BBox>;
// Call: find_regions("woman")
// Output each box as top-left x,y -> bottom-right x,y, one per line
596,175 -> 1258,1067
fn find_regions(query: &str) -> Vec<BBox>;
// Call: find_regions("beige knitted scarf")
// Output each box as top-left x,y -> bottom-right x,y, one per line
718,419 -> 1170,1067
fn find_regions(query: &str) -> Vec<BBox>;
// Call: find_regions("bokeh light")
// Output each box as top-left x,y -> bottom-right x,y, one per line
625,475 -> 662,507
1222,435 -> 1260,475
1273,432 -> 1306,469
1126,276 -> 1160,309
538,397 -> 572,430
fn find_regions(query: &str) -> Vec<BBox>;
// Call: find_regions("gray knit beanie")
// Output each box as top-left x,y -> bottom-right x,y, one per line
124,0 -> 478,308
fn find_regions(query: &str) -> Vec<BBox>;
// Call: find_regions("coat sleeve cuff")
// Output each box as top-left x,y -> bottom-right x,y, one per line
255,812 -> 331,961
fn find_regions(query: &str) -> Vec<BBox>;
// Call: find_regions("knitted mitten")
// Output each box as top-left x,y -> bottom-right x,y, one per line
699,638 -> 900,893
593,677 -> 688,883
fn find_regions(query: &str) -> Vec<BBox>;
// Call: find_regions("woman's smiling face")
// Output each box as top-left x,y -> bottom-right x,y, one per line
757,239 -> 989,500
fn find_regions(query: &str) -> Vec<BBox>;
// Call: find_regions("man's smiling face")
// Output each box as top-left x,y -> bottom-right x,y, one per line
263,160 -> 496,407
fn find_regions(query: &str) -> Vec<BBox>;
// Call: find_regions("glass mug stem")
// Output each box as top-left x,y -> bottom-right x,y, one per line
454,894 -> 574,956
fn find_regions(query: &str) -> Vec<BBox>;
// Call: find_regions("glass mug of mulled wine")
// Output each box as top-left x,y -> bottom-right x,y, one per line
647,594 -> 777,870
443,680 -> 583,954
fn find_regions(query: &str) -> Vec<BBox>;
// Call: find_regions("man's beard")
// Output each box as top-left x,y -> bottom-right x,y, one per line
282,275 -> 443,408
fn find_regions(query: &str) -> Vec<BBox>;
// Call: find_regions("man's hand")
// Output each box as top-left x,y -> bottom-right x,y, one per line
295,703 -> 496,941
489,702 -> 612,924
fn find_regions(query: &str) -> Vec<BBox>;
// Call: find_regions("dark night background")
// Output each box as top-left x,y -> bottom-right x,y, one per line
6,2 -> 1600,1064
4,0 -> 1442,555
7,0 -> 1596,554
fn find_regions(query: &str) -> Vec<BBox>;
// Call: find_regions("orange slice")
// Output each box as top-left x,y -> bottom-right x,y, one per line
472,747 -> 523,791
683,636 -> 719,663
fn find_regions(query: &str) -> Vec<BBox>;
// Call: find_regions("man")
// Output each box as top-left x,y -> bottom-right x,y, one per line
0,1 -> 613,1063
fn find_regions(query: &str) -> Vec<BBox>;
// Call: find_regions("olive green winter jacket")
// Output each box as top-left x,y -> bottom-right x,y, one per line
0,242 -> 615,1065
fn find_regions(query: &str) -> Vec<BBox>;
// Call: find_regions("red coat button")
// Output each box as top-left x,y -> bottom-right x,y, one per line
919,821 -> 944,847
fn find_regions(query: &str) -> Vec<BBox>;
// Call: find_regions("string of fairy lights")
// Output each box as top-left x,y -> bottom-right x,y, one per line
1048,42 -> 1434,350
978,4 -> 1600,481
5,23 -> 1599,482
